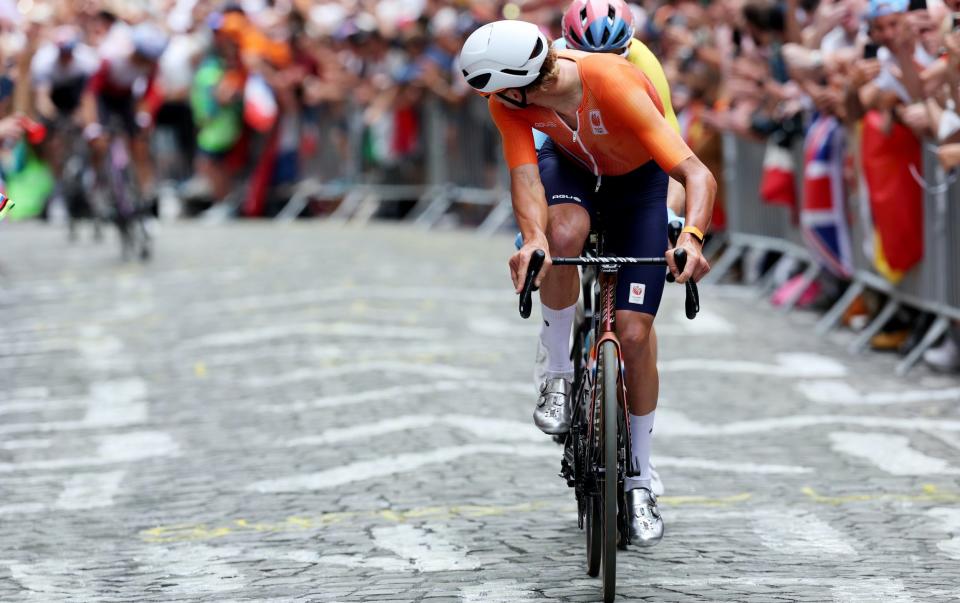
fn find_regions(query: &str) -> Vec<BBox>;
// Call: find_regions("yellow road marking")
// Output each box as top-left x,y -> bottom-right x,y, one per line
142,486 -> 959,545
661,493 -> 753,506
802,484 -> 960,505
139,495 -> 749,544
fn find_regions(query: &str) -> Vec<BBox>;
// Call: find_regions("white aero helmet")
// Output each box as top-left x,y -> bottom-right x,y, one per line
460,20 -> 548,94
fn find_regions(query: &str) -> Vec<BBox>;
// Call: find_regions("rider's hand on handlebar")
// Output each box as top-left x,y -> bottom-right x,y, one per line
510,235 -> 551,293
666,234 -> 710,284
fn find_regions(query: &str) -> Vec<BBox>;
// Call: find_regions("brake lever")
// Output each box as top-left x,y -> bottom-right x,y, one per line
519,249 -> 546,319
672,248 -> 698,320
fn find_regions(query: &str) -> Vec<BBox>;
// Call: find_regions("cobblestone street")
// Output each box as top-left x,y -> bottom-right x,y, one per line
2,221 -> 960,602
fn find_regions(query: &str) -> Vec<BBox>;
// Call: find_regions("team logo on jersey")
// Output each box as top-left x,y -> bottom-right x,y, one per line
628,282 -> 646,305
589,110 -> 608,135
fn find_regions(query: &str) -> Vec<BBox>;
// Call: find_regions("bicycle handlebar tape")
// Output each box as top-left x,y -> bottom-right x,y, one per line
519,249 -> 546,319
666,221 -> 683,283
672,248 -> 699,320
686,280 -> 700,320
673,248 -> 687,275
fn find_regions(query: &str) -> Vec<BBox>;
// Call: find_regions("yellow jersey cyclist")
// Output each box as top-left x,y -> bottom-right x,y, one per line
460,20 -> 716,546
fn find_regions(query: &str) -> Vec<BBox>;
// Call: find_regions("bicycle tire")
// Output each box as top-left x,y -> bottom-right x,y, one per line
585,495 -> 601,576
600,340 -> 618,603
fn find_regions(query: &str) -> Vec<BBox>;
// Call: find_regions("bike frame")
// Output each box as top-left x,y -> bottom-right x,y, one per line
587,265 -> 632,485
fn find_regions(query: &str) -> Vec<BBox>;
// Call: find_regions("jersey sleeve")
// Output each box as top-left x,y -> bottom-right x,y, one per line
626,40 -> 680,134
595,59 -> 693,173
489,97 -> 538,169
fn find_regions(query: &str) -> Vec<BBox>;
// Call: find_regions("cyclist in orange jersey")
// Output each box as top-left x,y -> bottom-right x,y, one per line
460,20 -> 716,546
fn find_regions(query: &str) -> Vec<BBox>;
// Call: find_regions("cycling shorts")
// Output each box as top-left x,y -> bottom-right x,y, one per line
538,137 -> 668,316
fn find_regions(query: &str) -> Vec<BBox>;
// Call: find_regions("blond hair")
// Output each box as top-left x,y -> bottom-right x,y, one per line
526,47 -> 560,94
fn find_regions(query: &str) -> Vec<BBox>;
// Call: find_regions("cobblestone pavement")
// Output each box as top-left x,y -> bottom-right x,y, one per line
2,221 -> 960,602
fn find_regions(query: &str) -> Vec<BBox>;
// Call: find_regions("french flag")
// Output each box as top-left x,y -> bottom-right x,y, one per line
801,115 -> 853,278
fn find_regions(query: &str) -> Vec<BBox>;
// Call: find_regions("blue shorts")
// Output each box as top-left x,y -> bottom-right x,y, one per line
538,138 -> 668,316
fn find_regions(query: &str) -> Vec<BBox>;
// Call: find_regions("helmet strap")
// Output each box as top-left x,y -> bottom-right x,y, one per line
496,88 -> 529,109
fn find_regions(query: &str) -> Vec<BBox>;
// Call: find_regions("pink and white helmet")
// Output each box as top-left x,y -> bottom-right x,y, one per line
562,0 -> 635,54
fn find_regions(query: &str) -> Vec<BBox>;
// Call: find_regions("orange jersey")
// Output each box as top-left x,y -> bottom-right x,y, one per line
489,50 -> 693,179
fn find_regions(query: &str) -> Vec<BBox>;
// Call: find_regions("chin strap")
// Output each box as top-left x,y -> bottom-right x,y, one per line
496,88 -> 529,108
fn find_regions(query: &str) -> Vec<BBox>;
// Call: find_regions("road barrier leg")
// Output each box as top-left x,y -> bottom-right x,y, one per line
778,263 -> 822,314
413,195 -> 453,230
848,298 -> 899,354
702,243 -> 745,285
477,196 -> 514,236
755,254 -> 792,300
815,280 -> 866,336
350,192 -> 383,225
275,180 -> 320,222
330,188 -> 367,221
895,315 -> 951,376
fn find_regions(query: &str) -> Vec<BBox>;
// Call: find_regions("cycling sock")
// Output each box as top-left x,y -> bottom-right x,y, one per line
625,410 -> 655,492
540,303 -> 575,376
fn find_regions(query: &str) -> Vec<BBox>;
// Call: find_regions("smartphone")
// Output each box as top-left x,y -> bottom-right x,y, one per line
863,42 -> 880,59
908,0 -> 927,9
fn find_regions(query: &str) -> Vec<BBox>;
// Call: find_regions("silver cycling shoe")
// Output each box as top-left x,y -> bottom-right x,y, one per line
533,375 -> 573,434
626,487 -> 663,547
650,461 -> 664,497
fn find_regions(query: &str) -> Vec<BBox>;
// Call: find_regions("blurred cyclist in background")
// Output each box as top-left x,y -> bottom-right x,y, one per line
31,26 -> 98,123
82,18 -> 168,207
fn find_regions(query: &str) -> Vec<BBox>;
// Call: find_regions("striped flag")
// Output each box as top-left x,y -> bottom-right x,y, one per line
760,141 -> 797,211
801,115 -> 853,278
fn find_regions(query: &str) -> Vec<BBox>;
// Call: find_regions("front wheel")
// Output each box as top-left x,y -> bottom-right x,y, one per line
600,340 -> 619,603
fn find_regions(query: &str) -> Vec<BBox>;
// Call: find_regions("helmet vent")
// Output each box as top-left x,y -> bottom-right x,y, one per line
501,68 -> 528,76
580,7 -> 588,23
529,37 -> 543,60
608,6 -> 616,21
467,73 -> 492,90
584,27 -> 595,47
569,30 -> 584,48
601,27 -> 610,45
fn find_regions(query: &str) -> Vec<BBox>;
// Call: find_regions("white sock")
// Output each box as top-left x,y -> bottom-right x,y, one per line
625,410 -> 655,492
540,303 -> 575,376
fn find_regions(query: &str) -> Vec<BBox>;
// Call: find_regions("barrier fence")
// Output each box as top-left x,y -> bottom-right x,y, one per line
710,134 -> 960,375
276,95 -> 513,234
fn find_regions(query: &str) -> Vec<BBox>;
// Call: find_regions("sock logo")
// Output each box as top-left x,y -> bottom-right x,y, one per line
629,282 -> 646,305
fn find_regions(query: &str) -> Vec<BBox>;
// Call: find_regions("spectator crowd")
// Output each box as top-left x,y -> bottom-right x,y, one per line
0,0 -> 958,370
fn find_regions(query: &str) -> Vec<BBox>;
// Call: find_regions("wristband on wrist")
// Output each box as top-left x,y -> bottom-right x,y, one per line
681,225 -> 705,244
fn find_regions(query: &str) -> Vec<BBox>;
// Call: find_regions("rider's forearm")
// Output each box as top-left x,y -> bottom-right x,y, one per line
510,165 -> 549,245
669,157 -> 716,242
666,178 -> 685,218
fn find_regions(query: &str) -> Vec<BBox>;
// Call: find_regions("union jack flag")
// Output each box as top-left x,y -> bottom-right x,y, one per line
801,115 -> 853,278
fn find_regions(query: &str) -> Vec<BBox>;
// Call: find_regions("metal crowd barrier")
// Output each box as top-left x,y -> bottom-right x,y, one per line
707,135 -> 819,310
276,95 -> 514,234
713,133 -> 960,375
